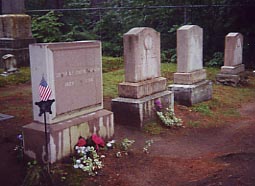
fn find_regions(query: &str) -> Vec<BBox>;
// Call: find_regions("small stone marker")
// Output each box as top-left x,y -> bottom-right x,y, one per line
1,54 -> 18,76
216,33 -> 245,86
169,25 -> 212,106
112,27 -> 174,128
23,41 -> 114,163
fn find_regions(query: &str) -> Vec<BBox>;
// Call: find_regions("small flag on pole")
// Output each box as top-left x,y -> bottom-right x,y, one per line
39,76 -> 52,101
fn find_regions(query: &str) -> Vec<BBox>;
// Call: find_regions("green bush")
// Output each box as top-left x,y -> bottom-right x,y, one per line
206,52 -> 224,67
32,11 -> 64,43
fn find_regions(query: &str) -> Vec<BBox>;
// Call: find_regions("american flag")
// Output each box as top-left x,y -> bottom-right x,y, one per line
39,76 -> 52,101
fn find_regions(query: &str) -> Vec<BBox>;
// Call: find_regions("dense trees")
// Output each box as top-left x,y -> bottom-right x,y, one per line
26,0 -> 255,68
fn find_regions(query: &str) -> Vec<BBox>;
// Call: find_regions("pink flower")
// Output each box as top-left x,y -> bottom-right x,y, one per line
92,134 -> 105,150
77,137 -> 86,147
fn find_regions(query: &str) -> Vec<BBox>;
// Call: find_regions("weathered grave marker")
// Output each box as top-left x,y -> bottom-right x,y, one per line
23,41 -> 114,163
216,33 -> 245,86
0,0 -> 35,68
112,27 -> 173,128
169,25 -> 212,106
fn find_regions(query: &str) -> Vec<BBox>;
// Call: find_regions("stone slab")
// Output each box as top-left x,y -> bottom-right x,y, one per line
177,25 -> 203,73
216,72 -> 248,87
0,38 -> 36,49
0,14 -> 32,38
22,109 -> 114,163
29,41 -> 103,124
118,77 -> 167,99
111,90 -> 174,128
220,64 -> 245,75
169,80 -> 212,106
173,69 -> 207,85
224,32 -> 243,66
124,27 -> 161,83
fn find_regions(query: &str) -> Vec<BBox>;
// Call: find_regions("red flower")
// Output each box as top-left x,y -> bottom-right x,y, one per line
77,137 -> 86,147
92,134 -> 105,150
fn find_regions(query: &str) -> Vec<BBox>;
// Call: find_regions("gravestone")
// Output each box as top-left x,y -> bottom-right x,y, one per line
0,0 -> 35,68
169,25 -> 212,106
23,41 -> 114,163
1,54 -> 18,76
112,27 -> 174,128
216,33 -> 245,86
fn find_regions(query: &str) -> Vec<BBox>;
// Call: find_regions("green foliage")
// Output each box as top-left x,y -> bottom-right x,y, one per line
156,108 -> 183,127
32,11 -> 64,43
192,103 -> 212,116
143,122 -> 163,135
102,56 -> 124,73
0,68 -> 31,87
161,49 -> 177,63
206,52 -> 224,67
120,138 -> 135,151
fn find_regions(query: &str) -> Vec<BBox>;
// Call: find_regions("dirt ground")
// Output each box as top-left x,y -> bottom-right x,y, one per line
0,83 -> 255,186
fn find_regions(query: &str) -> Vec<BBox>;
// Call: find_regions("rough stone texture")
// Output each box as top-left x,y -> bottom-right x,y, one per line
216,71 -> 248,87
23,109 -> 114,163
177,25 -> 203,73
0,14 -> 32,38
169,80 -> 212,106
118,77 -> 167,99
0,15 -> 35,67
124,27 -> 161,83
29,41 -> 103,124
216,33 -> 245,86
220,64 -> 245,75
1,0 -> 25,14
224,32 -> 243,66
173,69 -> 206,85
112,91 -> 173,128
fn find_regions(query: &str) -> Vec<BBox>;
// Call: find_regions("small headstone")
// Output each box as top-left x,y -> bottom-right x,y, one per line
1,54 -> 18,76
169,25 -> 212,106
216,32 -> 245,86
112,27 -> 174,128
23,41 -> 114,163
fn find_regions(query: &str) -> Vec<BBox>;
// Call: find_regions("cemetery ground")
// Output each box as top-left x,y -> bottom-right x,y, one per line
1,63 -> 255,186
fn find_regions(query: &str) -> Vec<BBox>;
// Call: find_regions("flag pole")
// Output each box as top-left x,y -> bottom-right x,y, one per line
43,110 -> 50,173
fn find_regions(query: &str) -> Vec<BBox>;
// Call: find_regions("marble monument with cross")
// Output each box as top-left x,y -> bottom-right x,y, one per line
112,27 -> 174,128
169,25 -> 212,106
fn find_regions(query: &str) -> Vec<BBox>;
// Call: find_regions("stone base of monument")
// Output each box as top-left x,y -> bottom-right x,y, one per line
111,90 -> 174,128
0,38 -> 36,67
216,72 -> 248,87
22,109 -> 114,164
169,80 -> 212,106
216,64 -> 246,86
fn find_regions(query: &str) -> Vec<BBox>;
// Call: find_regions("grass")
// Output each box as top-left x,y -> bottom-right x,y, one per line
1,60 -> 255,128
0,67 -> 31,87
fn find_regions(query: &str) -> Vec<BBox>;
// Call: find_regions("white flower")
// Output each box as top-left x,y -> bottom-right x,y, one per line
79,164 -> 84,169
76,159 -> 81,164
73,164 -> 79,169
